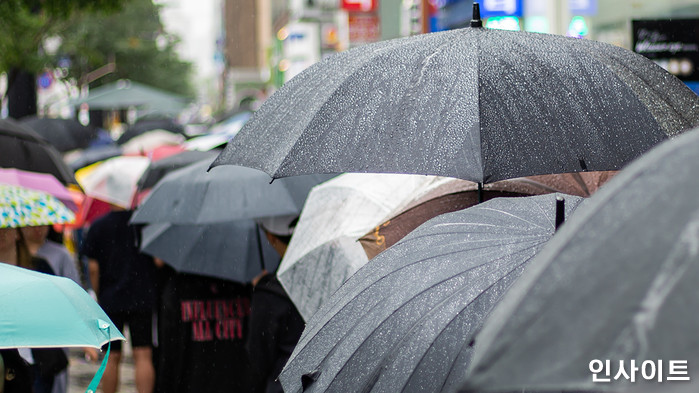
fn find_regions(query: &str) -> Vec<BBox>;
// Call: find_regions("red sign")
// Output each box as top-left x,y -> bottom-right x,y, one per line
342,0 -> 377,12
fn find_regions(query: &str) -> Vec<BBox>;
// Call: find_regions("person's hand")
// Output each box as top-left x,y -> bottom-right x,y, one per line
84,347 -> 100,363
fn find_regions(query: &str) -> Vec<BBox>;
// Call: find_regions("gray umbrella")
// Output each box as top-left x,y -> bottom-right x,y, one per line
140,220 -> 281,282
211,6 -> 699,183
279,193 -> 583,393
462,127 -> 699,393
131,158 -> 334,224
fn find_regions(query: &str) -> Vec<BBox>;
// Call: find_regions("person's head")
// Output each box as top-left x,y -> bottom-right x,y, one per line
19,226 -> 49,249
258,215 -> 298,258
0,349 -> 33,393
0,228 -> 32,269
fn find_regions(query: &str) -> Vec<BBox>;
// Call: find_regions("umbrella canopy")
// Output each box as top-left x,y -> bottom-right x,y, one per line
280,193 -> 583,393
76,156 -> 150,209
278,173 -> 463,321
0,184 -> 75,228
462,127 -> 699,392
66,144 -> 123,172
0,263 -> 125,349
359,171 -> 615,258
73,79 -> 187,116
20,116 -> 99,152
0,168 -> 79,212
0,119 -> 78,186
117,117 -> 186,145
140,220 -> 281,283
130,159 -> 333,225
211,8 -> 699,182
121,129 -> 186,155
207,110 -> 252,135
183,133 -> 231,151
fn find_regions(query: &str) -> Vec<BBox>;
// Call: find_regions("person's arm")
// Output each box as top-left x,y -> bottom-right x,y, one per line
88,258 -> 100,296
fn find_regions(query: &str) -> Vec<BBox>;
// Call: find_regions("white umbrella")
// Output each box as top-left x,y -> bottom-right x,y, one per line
77,156 -> 150,208
121,129 -> 185,155
278,173 -> 460,321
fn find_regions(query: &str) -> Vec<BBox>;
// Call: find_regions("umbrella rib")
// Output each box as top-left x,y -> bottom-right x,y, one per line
477,207 -> 549,231
305,228 -> 547,329
302,232 -> 545,339
580,45 -> 688,134
319,241 -> 545,390
422,261 -> 534,393
384,260 -> 533,393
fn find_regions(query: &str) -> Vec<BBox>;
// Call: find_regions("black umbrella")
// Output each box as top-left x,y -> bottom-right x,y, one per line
117,117 -> 186,145
462,127 -> 699,392
0,119 -> 78,186
140,220 -> 281,283
279,193 -> 583,393
211,5 -> 699,183
20,116 -> 99,152
130,159 -> 334,225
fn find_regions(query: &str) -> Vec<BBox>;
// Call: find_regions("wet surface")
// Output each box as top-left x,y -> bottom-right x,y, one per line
67,344 -> 135,393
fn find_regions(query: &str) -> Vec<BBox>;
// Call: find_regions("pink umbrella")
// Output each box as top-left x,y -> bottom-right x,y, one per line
0,167 -> 79,212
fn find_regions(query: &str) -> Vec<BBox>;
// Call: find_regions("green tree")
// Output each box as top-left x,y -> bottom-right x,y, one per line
0,0 -> 124,118
58,0 -> 194,98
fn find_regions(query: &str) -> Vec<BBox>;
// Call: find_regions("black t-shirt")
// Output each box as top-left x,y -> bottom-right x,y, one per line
81,210 -> 156,313
32,256 -> 54,275
246,274 -> 305,393
156,273 -> 252,393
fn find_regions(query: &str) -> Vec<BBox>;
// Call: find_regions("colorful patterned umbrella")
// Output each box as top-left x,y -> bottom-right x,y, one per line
0,184 -> 75,228
0,167 -> 79,212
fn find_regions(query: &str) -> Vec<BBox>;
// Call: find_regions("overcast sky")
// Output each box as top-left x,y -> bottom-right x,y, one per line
158,0 -> 222,84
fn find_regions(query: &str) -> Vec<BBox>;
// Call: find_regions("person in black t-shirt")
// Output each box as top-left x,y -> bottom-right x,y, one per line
246,218 -> 305,393
81,208 -> 157,393
156,272 -> 252,393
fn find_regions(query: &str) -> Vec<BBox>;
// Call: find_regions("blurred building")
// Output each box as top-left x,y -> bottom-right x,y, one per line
220,0 -> 699,108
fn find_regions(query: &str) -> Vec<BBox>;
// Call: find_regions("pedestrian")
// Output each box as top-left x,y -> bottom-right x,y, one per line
246,217 -> 305,393
0,349 -> 34,393
21,225 -> 99,393
81,206 -> 157,393
0,227 -> 69,393
155,262 -> 252,393
21,225 -> 81,285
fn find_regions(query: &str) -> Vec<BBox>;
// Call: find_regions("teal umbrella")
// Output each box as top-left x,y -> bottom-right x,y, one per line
0,263 -> 125,392
0,263 -> 124,349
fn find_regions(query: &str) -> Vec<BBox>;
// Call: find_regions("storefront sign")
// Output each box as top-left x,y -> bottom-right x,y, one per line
632,19 -> 699,81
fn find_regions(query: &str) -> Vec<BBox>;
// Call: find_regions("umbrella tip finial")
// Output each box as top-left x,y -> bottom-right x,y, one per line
471,2 -> 483,28
555,195 -> 565,230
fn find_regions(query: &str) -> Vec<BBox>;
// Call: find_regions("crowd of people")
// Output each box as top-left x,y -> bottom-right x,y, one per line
0,206 -> 305,393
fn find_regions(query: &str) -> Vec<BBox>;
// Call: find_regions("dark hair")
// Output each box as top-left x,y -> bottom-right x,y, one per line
276,216 -> 299,245
46,227 -> 63,244
0,348 -> 34,393
14,229 -> 35,271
